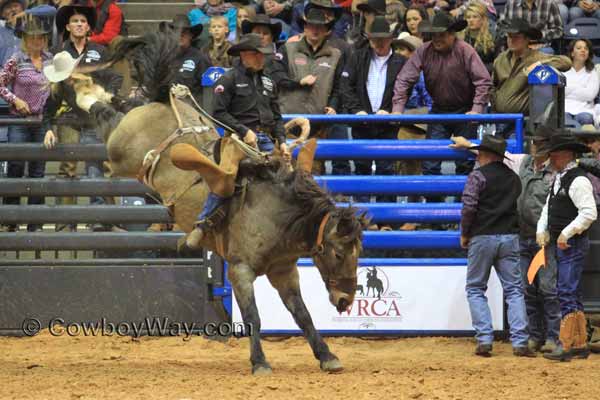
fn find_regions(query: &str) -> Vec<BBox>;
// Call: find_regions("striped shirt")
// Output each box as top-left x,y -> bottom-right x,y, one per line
366,50 -> 391,113
497,0 -> 564,42
0,50 -> 52,116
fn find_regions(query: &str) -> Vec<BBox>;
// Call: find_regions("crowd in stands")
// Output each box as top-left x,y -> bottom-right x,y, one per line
1,0 -> 600,224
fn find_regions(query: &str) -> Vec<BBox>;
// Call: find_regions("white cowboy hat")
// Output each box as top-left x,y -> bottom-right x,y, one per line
43,51 -> 83,83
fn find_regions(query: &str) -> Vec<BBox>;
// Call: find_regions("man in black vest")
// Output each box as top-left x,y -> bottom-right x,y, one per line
461,135 -> 534,358
537,134 -> 598,361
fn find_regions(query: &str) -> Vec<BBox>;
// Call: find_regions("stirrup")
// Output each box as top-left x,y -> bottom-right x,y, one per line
194,204 -> 227,232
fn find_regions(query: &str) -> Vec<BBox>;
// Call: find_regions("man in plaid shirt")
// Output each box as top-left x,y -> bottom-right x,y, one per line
497,0 -> 564,48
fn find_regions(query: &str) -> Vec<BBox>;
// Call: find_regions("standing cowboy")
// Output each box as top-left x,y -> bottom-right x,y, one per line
537,133 -> 597,361
184,34 -> 289,248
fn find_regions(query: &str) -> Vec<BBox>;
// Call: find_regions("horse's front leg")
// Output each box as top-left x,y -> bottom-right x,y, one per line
267,266 -> 343,373
228,263 -> 271,375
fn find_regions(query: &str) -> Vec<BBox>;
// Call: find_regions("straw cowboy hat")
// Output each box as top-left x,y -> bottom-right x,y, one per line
418,12 -> 467,34
227,33 -> 273,56
43,51 -> 84,83
393,31 -> 423,51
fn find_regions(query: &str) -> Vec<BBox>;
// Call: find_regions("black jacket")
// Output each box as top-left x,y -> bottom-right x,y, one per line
344,47 -> 406,114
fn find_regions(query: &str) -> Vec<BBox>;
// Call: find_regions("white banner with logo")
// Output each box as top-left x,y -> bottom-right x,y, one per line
232,265 -> 504,334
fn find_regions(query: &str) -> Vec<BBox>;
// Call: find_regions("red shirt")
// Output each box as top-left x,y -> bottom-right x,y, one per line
88,0 -> 123,46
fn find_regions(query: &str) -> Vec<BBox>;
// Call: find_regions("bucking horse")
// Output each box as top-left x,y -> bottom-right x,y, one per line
69,32 -> 369,375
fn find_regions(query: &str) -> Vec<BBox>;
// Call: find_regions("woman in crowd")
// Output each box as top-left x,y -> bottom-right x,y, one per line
402,5 -> 428,39
458,1 -> 496,72
235,4 -> 255,42
0,15 -> 52,232
564,39 -> 599,128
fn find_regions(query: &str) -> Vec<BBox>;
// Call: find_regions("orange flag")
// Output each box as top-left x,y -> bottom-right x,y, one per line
527,247 -> 546,284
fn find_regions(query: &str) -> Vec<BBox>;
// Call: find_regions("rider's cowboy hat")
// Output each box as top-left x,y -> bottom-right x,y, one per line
469,134 -> 509,158
418,12 -> 467,34
55,4 -> 96,34
241,14 -> 282,41
159,14 -> 203,38
227,33 -> 273,56
43,51 -> 84,83
504,18 -> 543,42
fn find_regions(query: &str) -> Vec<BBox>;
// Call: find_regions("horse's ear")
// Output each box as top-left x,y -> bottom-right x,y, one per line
358,211 -> 371,230
296,138 -> 317,174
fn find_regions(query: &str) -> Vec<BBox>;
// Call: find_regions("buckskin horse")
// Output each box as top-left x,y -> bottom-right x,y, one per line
70,32 -> 368,375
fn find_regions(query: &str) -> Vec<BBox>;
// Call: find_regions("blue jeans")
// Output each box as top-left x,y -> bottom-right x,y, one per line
5,124 -> 46,206
80,129 -> 105,205
519,238 -> 560,343
256,132 -> 274,153
467,234 -> 529,347
554,235 -> 589,317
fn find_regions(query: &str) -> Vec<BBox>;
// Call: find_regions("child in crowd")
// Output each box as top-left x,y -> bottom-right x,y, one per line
202,15 -> 232,67
188,0 -> 237,42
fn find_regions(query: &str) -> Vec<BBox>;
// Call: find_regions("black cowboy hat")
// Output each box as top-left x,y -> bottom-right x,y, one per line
357,0 -> 386,15
548,133 -> 589,154
419,12 -> 467,34
227,33 -> 273,56
299,7 -> 335,30
55,5 -> 96,34
367,16 -> 394,38
469,134 -> 508,158
241,14 -> 282,41
504,18 -> 543,42
305,0 -> 342,19
159,14 -> 203,38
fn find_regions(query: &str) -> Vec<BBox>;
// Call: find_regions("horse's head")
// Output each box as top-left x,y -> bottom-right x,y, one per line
311,207 -> 370,313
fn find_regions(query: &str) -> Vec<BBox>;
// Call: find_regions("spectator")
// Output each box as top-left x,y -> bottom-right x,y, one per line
43,4 -> 121,231
79,0 -> 124,46
392,32 -> 431,228
401,5 -> 428,40
291,0 -> 352,39
0,15 -> 53,232
460,135 -> 534,358
564,39 -> 599,128
258,0 -> 294,28
491,19 -> 571,138
203,15 -> 233,66
163,15 -> 211,101
189,0 -> 237,43
497,0 -> 563,52
385,0 -> 405,32
537,133 -> 597,361
349,0 -> 386,48
344,16 -> 406,207
235,5 -> 255,42
568,0 -> 600,22
457,1 -> 497,71
0,0 -> 22,66
392,12 -> 492,201
278,8 -> 345,174
242,13 -> 282,50
450,0 -> 497,23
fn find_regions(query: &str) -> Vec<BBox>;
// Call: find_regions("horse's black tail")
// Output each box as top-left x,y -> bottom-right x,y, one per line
106,32 -> 179,103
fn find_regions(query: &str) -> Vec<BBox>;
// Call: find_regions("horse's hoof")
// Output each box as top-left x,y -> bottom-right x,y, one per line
320,358 -> 343,373
252,364 -> 273,376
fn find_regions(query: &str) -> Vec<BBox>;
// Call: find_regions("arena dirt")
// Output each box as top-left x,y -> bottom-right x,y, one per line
1,331 -> 598,400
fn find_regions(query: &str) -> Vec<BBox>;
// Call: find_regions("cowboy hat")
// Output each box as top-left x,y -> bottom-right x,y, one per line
306,0 -> 343,19
469,134 -> 508,158
241,14 -> 282,41
367,16 -> 394,38
43,51 -> 84,83
392,31 -> 423,51
227,33 -> 273,56
548,133 -> 590,154
14,13 -> 51,38
357,0 -> 386,15
418,12 -> 467,34
55,4 -> 96,34
299,7 -> 335,30
160,14 -> 203,38
504,18 -> 543,42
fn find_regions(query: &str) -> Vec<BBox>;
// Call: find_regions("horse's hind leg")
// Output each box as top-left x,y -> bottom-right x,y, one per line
267,266 -> 343,373
228,263 -> 272,375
